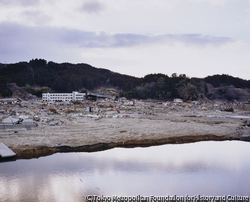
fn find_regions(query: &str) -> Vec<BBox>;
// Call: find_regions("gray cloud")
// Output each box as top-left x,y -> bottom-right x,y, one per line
59,31 -> 150,48
80,0 -> 105,14
159,33 -> 235,47
0,0 -> 40,6
59,30 -> 235,48
0,23 -> 236,62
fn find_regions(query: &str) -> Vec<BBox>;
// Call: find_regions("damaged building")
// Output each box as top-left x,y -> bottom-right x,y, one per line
42,92 -> 86,102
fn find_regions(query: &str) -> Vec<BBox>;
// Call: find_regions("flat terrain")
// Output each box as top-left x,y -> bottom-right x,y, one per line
0,99 -> 250,159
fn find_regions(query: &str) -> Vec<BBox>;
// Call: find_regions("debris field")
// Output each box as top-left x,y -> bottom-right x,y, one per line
0,98 -> 250,159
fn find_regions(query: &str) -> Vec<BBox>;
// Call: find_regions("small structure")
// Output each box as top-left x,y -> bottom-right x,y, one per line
86,94 -> 106,101
42,92 -> 86,102
191,101 -> 199,105
0,143 -> 16,159
124,101 -> 134,106
0,118 -> 36,129
118,97 -> 127,103
86,106 -> 99,112
0,98 -> 21,105
2,118 -> 21,124
173,99 -> 183,103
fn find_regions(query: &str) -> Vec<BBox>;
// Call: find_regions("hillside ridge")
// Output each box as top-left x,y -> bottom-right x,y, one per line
0,59 -> 249,101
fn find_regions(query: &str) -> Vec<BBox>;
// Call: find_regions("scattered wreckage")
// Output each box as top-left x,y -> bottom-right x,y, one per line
0,97 -> 250,130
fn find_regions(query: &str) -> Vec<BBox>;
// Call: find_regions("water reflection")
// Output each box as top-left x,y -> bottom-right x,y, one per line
0,141 -> 250,201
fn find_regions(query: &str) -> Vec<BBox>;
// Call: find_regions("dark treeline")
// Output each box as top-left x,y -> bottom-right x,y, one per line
124,73 -> 250,101
0,59 -> 141,97
0,59 -> 249,101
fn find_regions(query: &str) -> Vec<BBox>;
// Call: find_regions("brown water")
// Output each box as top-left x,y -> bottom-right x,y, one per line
0,141 -> 250,201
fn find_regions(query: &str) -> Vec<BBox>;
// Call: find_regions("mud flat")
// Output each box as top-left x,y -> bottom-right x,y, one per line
0,100 -> 250,159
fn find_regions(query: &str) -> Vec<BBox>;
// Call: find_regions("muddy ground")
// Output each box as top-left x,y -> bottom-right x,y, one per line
0,100 -> 250,159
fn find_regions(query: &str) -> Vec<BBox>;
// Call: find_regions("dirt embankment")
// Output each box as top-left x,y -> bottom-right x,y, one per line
2,115 -> 249,160
12,134 -> 248,160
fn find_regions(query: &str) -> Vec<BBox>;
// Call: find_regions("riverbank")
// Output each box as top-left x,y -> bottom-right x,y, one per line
1,100 -> 250,159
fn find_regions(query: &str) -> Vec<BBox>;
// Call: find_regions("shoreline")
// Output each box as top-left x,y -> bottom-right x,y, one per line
9,133 -> 250,160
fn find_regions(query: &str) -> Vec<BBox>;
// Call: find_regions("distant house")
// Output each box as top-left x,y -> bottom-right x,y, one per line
42,92 -> 86,102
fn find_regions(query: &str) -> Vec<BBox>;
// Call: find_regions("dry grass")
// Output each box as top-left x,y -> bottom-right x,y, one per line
64,109 -> 76,114
49,108 -> 58,114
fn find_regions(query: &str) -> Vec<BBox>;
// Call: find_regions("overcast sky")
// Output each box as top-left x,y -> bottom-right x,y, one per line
0,0 -> 250,79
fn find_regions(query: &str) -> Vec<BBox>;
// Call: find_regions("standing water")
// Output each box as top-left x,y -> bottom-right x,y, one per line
0,141 -> 250,201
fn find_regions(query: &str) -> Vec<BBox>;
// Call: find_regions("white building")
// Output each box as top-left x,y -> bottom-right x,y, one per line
42,92 -> 86,102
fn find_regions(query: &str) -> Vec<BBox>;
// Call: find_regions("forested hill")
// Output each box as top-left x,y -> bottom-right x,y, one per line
0,59 -> 141,93
0,59 -> 250,101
